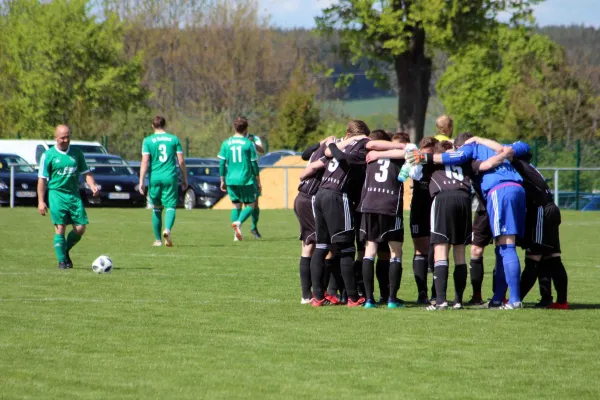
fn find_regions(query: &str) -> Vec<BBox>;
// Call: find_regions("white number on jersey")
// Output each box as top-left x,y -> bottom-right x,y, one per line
328,158 -> 339,172
230,145 -> 243,163
374,159 -> 390,183
158,144 -> 168,162
445,165 -> 464,181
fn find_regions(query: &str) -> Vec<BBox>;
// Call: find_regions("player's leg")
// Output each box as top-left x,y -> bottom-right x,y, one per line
233,185 -> 256,227
250,187 -> 261,238
300,242 -> 314,303
544,253 -> 568,309
48,191 -> 71,269
162,180 -> 179,247
294,194 -> 315,303
452,245 -> 468,308
469,210 -> 491,304
387,239 -> 404,308
428,196 -> 451,310
362,240 -> 378,308
520,252 -> 542,302
413,237 -> 430,303
449,194 -> 471,308
148,183 -> 163,245
490,246 -> 508,307
376,248 -> 390,304
54,224 -> 68,268
428,243 -> 449,310
310,191 -> 331,305
64,195 -> 89,267
354,212 -> 365,297
65,224 -> 86,268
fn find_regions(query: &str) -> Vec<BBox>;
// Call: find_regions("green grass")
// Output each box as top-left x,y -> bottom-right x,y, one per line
1,208 -> 600,399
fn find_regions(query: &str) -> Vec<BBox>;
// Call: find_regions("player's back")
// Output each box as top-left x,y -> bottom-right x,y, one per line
143,132 -> 182,183
511,158 -> 553,207
429,164 -> 472,198
358,157 -> 403,216
219,136 -> 257,186
298,144 -> 327,197
469,143 -> 523,197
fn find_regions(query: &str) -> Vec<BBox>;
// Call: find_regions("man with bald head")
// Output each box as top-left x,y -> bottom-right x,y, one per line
37,125 -> 99,269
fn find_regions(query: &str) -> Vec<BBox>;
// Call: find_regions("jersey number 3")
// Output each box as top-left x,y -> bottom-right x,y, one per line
158,144 -> 168,162
374,159 -> 390,183
445,165 -> 464,181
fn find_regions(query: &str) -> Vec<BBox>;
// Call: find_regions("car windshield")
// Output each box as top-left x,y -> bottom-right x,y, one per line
87,158 -> 135,176
188,166 -> 220,177
0,155 -> 36,173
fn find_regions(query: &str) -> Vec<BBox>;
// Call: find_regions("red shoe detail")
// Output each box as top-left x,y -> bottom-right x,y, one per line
503,298 -> 509,305
311,298 -> 331,307
548,302 -> 569,310
347,297 -> 366,307
325,294 -> 341,305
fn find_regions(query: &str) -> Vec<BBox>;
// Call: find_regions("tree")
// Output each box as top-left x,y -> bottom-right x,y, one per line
0,0 -> 147,139
316,0 -> 540,143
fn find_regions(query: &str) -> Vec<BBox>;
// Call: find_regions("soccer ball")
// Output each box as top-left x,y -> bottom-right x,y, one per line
92,255 -> 113,274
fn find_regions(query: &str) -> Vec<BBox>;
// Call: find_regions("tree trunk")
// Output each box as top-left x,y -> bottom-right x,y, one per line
395,28 -> 432,144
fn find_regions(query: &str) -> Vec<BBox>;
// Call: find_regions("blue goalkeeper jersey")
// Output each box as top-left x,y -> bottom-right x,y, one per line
441,141 -> 530,199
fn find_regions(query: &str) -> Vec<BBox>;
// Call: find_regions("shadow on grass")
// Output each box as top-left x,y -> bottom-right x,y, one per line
565,303 -> 600,310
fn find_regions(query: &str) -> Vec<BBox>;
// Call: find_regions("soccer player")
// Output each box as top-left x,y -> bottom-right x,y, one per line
407,137 -> 531,309
357,131 -> 407,309
37,125 -> 100,269
139,116 -> 187,247
247,133 -> 265,239
408,137 -> 439,304
218,117 -> 261,241
434,115 -> 454,142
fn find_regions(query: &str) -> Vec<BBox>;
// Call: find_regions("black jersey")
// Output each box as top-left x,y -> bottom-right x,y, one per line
429,163 -> 473,198
511,158 -> 553,207
358,158 -> 404,216
320,137 -> 369,202
298,144 -> 328,197
411,164 -> 436,203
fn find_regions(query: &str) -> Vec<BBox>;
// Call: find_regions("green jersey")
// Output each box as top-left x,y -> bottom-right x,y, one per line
142,132 -> 183,183
218,135 -> 258,186
39,146 -> 89,195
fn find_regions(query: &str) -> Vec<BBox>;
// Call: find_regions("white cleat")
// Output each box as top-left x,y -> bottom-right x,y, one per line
500,302 -> 523,310
163,229 -> 172,247
233,233 -> 240,242
232,221 -> 243,241
301,298 -> 312,305
453,303 -> 464,309
152,240 -> 162,247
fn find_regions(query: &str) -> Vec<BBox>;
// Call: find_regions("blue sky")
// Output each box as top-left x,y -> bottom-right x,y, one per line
258,0 -> 600,29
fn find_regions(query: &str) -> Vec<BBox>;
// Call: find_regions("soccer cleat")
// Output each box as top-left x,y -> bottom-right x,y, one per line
65,251 -> 73,269
232,222 -> 243,241
324,294 -> 342,305
466,296 -> 484,306
388,298 -> 405,309
429,297 -> 437,306
162,229 -> 172,247
534,297 -> 553,308
452,303 -> 464,310
416,292 -> 429,305
364,299 -> 377,308
487,300 -> 503,309
152,240 -> 163,247
301,298 -> 312,305
425,302 -> 448,311
500,302 -> 523,310
250,228 -> 262,239
58,261 -> 69,270
347,297 -> 366,307
547,302 -> 569,310
311,297 -> 333,307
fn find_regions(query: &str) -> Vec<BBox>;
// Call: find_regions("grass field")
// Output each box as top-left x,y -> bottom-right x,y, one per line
2,208 -> 600,399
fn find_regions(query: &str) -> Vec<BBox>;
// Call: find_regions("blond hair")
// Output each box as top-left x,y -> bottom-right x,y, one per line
346,120 -> 370,137
435,115 -> 453,137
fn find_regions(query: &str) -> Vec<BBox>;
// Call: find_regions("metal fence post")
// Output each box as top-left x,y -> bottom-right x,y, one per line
10,165 -> 15,208
284,167 -> 289,209
532,139 -> 538,167
575,140 -> 581,210
185,137 -> 190,157
554,169 -> 559,206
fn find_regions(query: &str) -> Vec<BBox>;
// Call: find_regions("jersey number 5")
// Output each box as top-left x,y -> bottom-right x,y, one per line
445,165 -> 464,181
230,146 -> 243,163
158,144 -> 168,162
374,159 -> 390,183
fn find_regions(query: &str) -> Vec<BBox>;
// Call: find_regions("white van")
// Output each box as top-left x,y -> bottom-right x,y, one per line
0,139 -> 108,166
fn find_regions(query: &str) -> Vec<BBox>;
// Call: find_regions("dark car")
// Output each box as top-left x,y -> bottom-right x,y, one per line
258,150 -> 300,168
182,158 -> 225,209
0,153 -> 39,206
82,154 -> 146,207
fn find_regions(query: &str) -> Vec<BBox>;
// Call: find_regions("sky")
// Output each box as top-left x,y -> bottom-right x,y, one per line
258,0 -> 600,29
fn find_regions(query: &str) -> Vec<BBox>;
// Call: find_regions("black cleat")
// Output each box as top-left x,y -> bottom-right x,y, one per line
466,296 -> 485,306
58,261 -> 69,270
416,291 -> 429,305
65,251 -> 73,269
534,297 -> 553,308
250,228 -> 262,239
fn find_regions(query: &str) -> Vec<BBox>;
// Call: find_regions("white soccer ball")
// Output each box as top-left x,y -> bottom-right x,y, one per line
92,255 -> 113,274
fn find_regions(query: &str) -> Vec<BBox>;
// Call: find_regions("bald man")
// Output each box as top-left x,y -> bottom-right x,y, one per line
37,125 -> 99,269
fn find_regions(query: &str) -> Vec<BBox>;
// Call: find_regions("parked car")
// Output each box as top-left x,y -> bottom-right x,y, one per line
182,158 -> 225,209
581,195 -> 600,211
0,139 -> 107,166
258,150 -> 301,167
82,154 -> 145,207
0,153 -> 39,206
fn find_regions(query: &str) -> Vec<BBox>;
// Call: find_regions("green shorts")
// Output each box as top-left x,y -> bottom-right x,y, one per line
255,182 -> 262,198
49,191 -> 88,226
149,180 -> 179,209
228,185 -> 257,204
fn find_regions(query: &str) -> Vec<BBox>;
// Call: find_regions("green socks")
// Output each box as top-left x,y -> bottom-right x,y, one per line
230,208 -> 241,223
165,208 -> 176,231
152,208 -> 162,240
251,207 -> 260,230
66,231 -> 82,251
54,234 -> 66,262
237,206 -> 254,224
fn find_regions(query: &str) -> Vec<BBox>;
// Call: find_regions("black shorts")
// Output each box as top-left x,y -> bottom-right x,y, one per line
293,193 -> 316,246
410,194 -> 432,238
313,189 -> 355,245
430,191 -> 472,245
472,210 -> 493,247
524,203 -> 561,255
359,213 -> 404,243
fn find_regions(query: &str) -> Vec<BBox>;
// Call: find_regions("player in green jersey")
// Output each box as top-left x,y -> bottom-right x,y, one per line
218,117 -> 261,241
247,133 -> 265,239
138,116 -> 188,247
37,125 -> 100,269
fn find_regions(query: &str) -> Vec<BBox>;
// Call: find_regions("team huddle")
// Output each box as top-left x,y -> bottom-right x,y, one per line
293,116 -> 569,310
